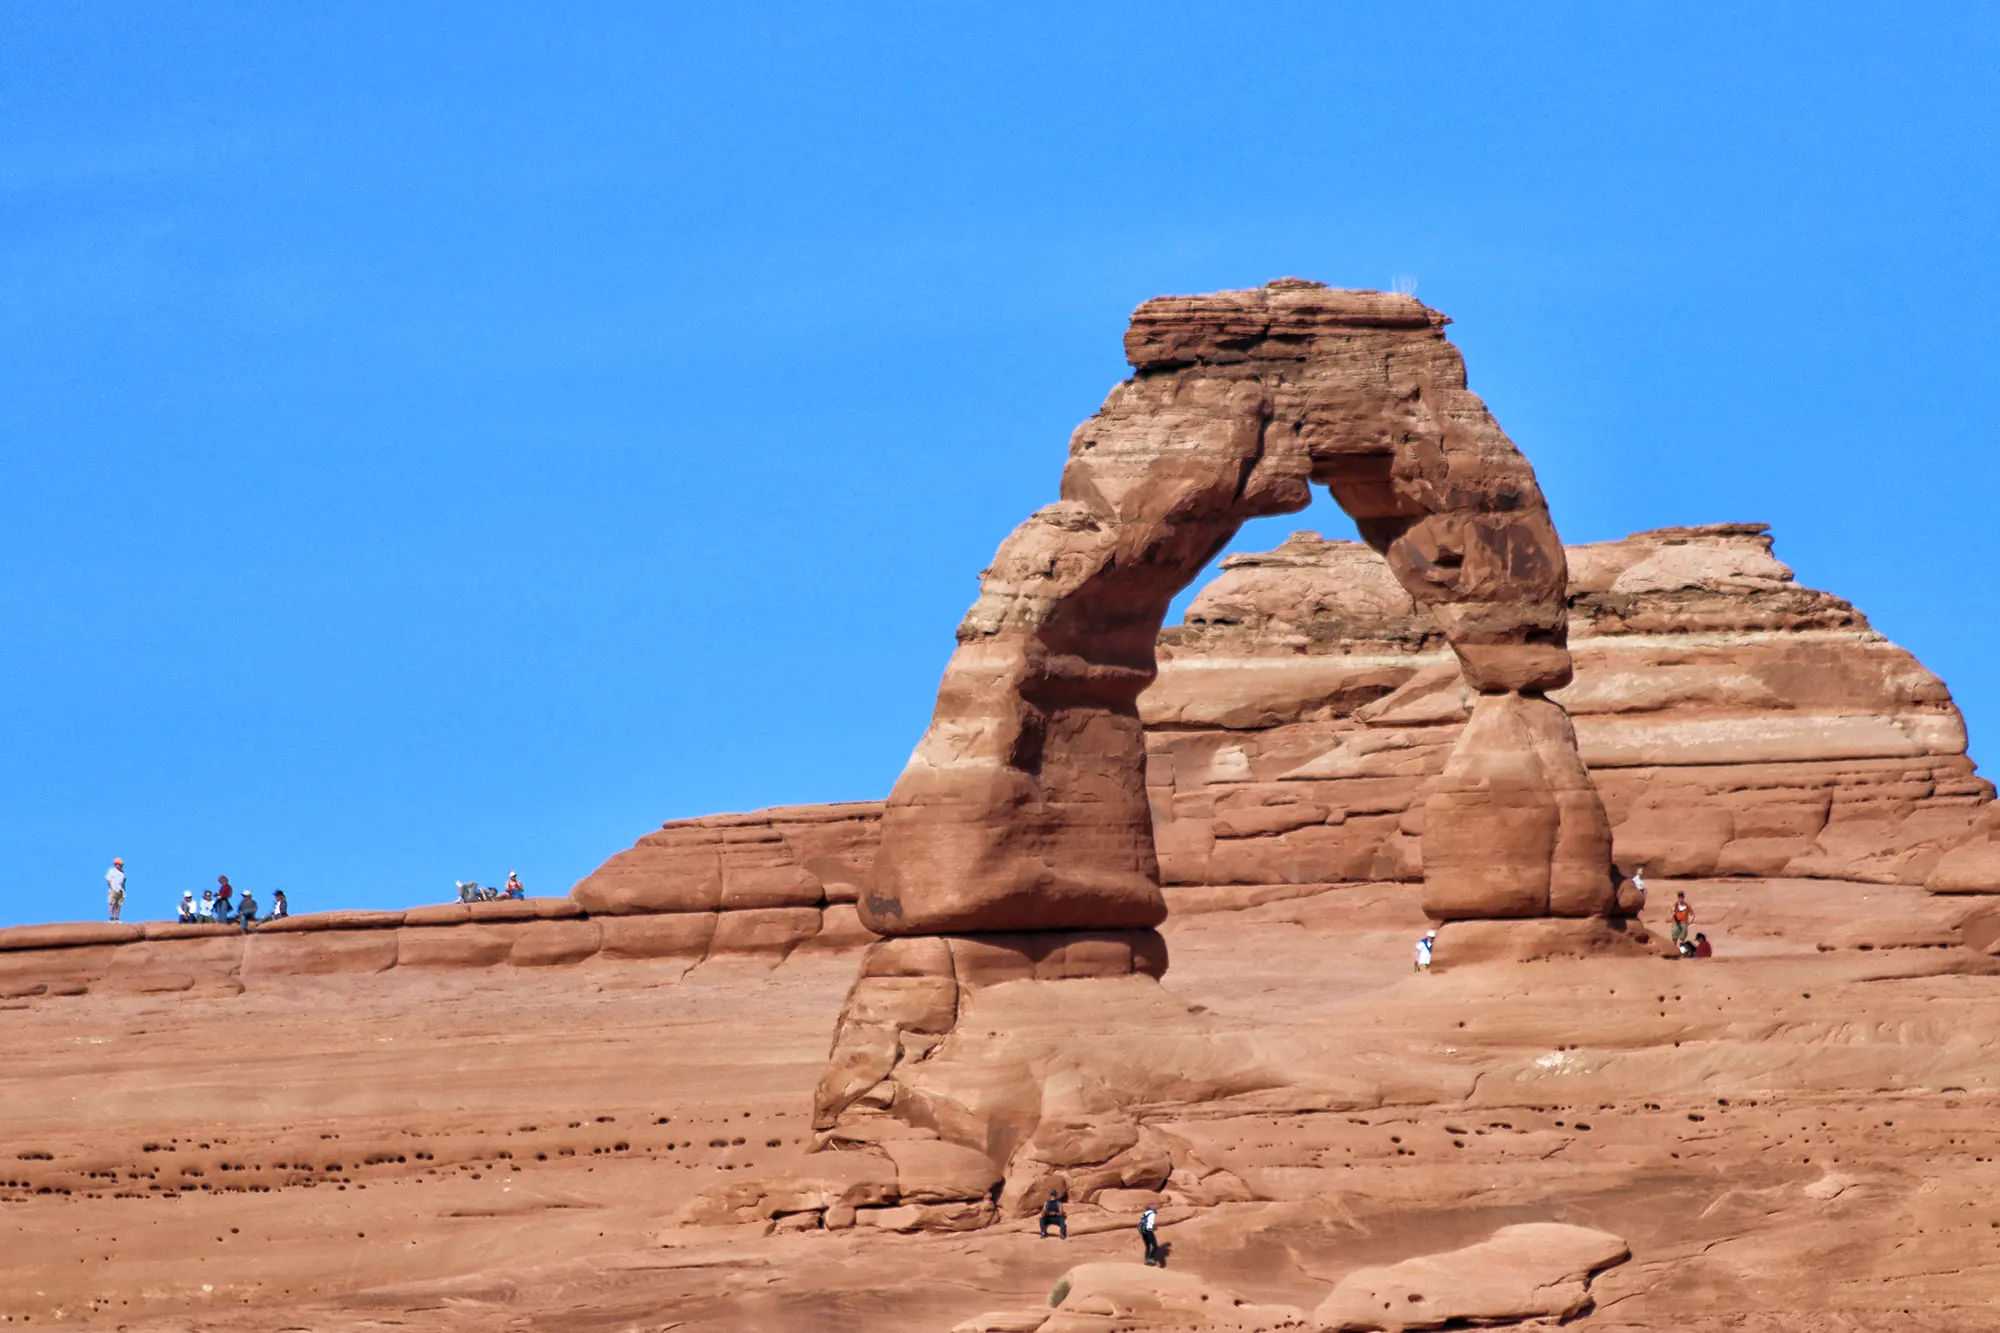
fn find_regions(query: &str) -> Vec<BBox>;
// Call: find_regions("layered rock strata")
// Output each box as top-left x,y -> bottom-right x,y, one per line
1146,523 -> 1992,896
569,800 -> 883,949
574,524 -> 1997,920
0,889 -> 864,1000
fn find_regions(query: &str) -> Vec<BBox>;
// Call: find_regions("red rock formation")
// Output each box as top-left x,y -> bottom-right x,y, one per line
862,279 -> 1614,940
571,800 -> 882,950
808,281 -> 1622,1205
0,887 -> 866,1000
573,522 -> 1997,939
1314,1223 -> 1630,1331
1146,523 -> 1992,897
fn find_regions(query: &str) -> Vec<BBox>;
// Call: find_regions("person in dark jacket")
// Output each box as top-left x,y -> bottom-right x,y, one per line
1039,1190 -> 1066,1239
1140,1205 -> 1161,1265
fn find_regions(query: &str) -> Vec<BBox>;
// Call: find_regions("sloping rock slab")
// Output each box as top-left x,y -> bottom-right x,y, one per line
1025,1263 -> 1310,1332
0,922 -> 141,952
255,909 -> 406,933
1314,1222 -> 1628,1331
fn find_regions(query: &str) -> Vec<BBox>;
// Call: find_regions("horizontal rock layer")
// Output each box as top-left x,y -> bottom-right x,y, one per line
0,897 -> 876,1000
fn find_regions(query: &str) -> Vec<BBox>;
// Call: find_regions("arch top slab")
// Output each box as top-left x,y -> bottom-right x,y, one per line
860,279 -> 1614,938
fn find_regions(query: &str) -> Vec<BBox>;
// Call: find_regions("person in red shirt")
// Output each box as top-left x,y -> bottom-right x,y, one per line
1693,933 -> 1713,959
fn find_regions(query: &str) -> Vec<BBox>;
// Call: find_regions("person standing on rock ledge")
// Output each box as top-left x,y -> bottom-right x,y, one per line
1671,891 -> 1694,948
1415,930 -> 1436,972
1139,1205 -> 1162,1266
105,859 -> 125,922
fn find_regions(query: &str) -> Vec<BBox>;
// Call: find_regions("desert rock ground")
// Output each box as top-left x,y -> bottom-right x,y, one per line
10,879 -> 2000,1330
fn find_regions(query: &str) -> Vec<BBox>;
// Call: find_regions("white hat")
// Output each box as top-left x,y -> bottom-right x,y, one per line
1426,929 -> 1437,938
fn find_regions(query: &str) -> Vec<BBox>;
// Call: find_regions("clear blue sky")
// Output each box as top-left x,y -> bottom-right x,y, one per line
4,5 -> 1995,925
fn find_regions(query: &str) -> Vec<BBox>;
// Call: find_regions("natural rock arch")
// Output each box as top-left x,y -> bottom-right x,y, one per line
858,279 -> 1622,937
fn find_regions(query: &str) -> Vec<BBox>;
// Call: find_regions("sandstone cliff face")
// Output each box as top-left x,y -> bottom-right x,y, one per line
1145,522 -> 1991,894
568,800 -> 883,949
570,523 -> 1994,916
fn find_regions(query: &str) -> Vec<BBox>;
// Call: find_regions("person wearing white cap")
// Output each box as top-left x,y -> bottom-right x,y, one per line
178,891 -> 197,923
1415,929 -> 1436,972
106,859 -> 126,922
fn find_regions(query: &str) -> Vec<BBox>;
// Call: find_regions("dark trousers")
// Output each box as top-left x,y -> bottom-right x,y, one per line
1142,1230 -> 1160,1264
1040,1215 -> 1066,1238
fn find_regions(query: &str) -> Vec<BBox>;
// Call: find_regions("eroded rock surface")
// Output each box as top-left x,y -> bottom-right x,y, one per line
571,799 -> 881,948
1313,1222 -> 1629,1331
580,522 -> 1995,915
1147,523 -> 1992,898
15,890 -> 2000,1331
954,1262 -> 1313,1332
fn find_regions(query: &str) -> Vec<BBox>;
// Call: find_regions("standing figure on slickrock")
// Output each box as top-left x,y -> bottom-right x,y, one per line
817,280 -> 1626,1167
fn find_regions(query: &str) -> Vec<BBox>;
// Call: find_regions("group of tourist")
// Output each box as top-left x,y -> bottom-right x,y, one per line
176,876 -> 290,929
454,871 -> 526,903
104,858 -> 534,927
104,861 -> 289,930
1413,867 -> 1715,972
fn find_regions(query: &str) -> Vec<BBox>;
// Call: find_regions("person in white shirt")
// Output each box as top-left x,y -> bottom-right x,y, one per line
1415,930 -> 1435,972
106,859 -> 126,922
1139,1205 -> 1161,1266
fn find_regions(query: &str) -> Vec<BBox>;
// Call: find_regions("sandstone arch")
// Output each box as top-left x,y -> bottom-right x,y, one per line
859,279 -> 1621,936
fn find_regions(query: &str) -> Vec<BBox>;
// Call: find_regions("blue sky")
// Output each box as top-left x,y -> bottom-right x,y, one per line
3,4 -> 1995,925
